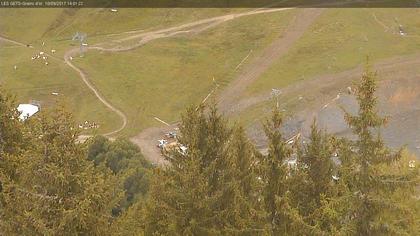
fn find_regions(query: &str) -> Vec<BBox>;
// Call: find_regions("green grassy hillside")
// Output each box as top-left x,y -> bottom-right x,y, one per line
2,8 -> 419,137
73,10 -> 296,136
245,8 -> 420,97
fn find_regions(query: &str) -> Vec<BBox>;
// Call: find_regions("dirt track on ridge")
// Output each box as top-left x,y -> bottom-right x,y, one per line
4,7 -> 419,163
244,54 -> 420,156
61,7 -> 296,142
64,48 -> 128,137
0,36 -> 27,47
217,8 -> 324,113
2,8 -> 298,163
131,8 -> 324,165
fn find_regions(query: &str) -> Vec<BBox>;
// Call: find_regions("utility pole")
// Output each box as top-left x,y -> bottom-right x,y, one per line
271,88 -> 281,108
72,32 -> 87,57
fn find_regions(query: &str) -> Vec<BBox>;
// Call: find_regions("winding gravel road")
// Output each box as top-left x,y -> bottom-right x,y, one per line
3,7 -> 419,163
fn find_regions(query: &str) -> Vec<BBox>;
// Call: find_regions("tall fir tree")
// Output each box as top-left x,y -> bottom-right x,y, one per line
0,87 -> 28,185
0,87 -> 25,156
0,87 -> 30,232
145,105 -> 262,235
338,62 -> 419,235
222,125 -> 264,234
290,121 -> 344,234
259,108 -> 308,235
1,102 -> 122,235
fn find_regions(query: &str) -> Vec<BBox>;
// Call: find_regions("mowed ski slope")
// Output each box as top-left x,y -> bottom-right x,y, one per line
1,8 -> 419,161
0,7 -> 297,136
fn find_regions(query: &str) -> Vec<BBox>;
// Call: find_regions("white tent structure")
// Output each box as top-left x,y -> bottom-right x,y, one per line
17,104 -> 39,121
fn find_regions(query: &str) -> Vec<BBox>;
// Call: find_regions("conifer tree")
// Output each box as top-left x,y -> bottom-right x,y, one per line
338,62 -> 419,235
0,88 -> 27,232
145,105 -> 262,235
221,125 -> 264,234
1,103 -> 121,235
0,87 -> 27,185
87,136 -> 152,214
260,108 -> 306,235
290,121 -> 344,234
0,87 -> 24,156
299,122 -> 334,202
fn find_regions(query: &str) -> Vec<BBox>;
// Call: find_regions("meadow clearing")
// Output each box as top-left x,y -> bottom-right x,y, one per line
234,8 -> 420,126
71,9 -> 297,136
0,8 -> 258,134
1,7 -> 420,158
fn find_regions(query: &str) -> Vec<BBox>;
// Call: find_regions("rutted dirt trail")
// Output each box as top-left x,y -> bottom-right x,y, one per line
217,8 -> 324,113
231,54 -> 420,115
93,7 -> 294,52
0,35 -> 27,47
245,54 -> 420,156
64,48 -> 128,137
61,7 -> 295,139
131,8 -> 325,164
3,8 -> 420,163
2,7 -> 295,140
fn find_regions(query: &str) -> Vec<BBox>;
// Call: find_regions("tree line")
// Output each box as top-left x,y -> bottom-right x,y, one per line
1,65 -> 418,235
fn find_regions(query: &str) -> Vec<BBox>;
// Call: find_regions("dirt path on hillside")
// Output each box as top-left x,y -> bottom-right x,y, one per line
131,8 -> 326,165
229,54 -> 420,115
2,8 -> 296,160
94,7 -> 294,51
0,34 -> 127,138
0,35 -> 28,47
59,7 -> 296,141
130,8 -> 325,165
245,54 -> 420,156
63,48 -> 128,137
217,8 -> 324,113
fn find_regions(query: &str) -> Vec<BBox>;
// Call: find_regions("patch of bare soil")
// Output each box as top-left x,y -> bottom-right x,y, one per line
130,125 -> 179,166
217,8 -> 324,113
246,54 -> 420,157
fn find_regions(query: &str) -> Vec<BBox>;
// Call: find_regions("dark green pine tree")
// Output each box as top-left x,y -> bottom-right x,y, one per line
0,87 -> 29,187
0,88 -> 21,231
1,103 -> 122,235
290,121 -> 344,234
298,122 -> 334,203
222,125 -> 264,234
260,108 -> 308,235
145,105 -> 262,235
0,87 -> 25,157
338,62 -> 419,235
87,136 -> 152,214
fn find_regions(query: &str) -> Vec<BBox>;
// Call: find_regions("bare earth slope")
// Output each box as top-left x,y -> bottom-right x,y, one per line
3,7 -> 420,164
245,54 -> 420,156
217,8 -> 324,113
132,8 -> 324,165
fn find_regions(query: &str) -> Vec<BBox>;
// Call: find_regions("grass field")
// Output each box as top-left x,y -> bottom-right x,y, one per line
3,8 -> 418,138
244,8 -> 420,97
72,10 -> 296,136
0,8 -> 248,135
1,8 -> 296,136
0,8 -> 241,44
0,42 -> 121,133
0,8 -> 245,63
232,8 -> 420,128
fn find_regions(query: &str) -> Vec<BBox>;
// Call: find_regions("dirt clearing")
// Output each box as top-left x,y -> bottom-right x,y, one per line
246,54 -> 420,157
217,8 -> 324,113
